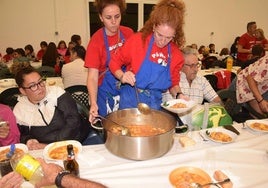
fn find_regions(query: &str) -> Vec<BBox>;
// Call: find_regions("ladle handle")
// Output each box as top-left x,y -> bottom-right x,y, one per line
134,84 -> 140,104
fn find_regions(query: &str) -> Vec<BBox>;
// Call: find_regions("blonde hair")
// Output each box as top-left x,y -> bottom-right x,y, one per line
140,0 -> 185,47
256,28 -> 265,40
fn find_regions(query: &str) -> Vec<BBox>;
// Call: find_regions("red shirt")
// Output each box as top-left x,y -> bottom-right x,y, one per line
84,26 -> 134,85
256,38 -> 268,48
37,49 -> 45,60
109,32 -> 184,88
237,33 -> 256,62
3,54 -> 13,62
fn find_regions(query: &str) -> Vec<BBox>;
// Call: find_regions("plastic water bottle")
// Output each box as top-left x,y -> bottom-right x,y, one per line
11,154 -> 44,185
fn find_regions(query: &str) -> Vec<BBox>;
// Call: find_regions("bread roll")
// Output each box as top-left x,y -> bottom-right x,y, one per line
48,81 -> 56,86
179,136 -> 196,147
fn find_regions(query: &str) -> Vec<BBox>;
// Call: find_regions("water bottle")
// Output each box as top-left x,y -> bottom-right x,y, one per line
226,56 -> 233,71
11,153 -> 44,185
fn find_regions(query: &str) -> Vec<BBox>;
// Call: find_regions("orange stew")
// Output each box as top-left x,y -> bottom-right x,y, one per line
208,132 -> 232,142
172,171 -> 208,188
111,125 -> 166,137
0,148 -> 24,161
49,146 -> 78,160
171,103 -> 187,108
251,122 -> 268,131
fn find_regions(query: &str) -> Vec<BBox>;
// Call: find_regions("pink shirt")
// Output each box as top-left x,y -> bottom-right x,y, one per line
0,104 -> 20,146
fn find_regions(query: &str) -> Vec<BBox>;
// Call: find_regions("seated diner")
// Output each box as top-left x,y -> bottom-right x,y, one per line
12,63 -> 102,150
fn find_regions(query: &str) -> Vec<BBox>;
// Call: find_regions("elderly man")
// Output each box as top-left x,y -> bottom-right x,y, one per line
163,47 -> 221,104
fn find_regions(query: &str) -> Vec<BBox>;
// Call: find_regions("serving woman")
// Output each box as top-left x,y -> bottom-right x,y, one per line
109,0 -> 185,110
85,0 -> 134,123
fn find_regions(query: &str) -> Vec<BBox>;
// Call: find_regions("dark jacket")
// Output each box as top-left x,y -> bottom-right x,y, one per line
18,92 -> 90,144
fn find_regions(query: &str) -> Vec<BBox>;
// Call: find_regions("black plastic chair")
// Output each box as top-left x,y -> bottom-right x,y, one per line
65,85 -> 89,109
0,87 -> 20,109
204,74 -> 218,91
217,89 -> 267,122
0,68 -> 14,79
202,56 -> 218,69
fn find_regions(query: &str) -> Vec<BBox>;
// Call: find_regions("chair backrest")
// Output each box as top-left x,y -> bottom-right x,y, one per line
0,87 -> 20,109
204,74 -> 218,91
0,68 -> 14,79
231,72 -> 236,82
37,66 -> 55,77
217,89 -> 241,117
65,85 -> 89,109
201,56 -> 218,69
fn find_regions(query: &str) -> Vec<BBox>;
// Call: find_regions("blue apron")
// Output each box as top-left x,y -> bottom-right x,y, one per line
119,35 -> 172,110
97,28 -> 125,116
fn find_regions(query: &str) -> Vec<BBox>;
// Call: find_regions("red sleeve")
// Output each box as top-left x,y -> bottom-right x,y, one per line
109,33 -> 147,75
169,44 -> 184,87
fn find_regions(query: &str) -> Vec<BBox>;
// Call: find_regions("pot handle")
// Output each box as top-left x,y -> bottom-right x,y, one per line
91,116 -> 104,130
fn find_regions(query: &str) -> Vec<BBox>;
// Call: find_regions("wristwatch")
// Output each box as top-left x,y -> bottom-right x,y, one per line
55,170 -> 71,188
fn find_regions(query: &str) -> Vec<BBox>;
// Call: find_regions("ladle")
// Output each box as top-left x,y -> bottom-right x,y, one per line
95,115 -> 130,136
190,178 -> 230,188
134,84 -> 151,114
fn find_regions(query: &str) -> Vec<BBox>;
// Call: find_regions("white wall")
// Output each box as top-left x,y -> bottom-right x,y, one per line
0,0 -> 268,55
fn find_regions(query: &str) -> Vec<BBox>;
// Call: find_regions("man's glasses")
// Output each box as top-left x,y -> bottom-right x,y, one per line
184,62 -> 201,69
22,77 -> 46,91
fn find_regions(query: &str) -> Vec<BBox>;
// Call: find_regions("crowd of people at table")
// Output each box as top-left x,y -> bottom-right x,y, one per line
1,0 -> 268,187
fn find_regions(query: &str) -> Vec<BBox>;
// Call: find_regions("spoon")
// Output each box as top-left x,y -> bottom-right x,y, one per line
190,178 -> 231,188
134,84 -> 151,115
95,115 -> 131,136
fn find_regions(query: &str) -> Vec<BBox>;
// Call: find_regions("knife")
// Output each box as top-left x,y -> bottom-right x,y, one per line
223,125 -> 240,135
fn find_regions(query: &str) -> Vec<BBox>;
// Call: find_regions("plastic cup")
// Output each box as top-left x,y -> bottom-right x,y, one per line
0,159 -> 13,177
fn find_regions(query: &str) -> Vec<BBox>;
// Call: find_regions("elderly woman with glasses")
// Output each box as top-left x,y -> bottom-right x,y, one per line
109,0 -> 185,110
12,65 -> 102,150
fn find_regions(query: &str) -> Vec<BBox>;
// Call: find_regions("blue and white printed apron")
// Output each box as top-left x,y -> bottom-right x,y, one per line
97,28 -> 125,116
119,35 -> 172,110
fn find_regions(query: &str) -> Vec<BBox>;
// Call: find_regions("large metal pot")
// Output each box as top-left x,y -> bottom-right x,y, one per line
102,108 -> 176,160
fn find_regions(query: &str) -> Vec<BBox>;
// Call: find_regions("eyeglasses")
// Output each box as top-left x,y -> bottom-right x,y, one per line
184,62 -> 202,69
22,77 -> 46,91
154,29 -> 175,42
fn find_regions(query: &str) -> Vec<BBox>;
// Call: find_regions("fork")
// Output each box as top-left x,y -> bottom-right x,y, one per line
199,132 -> 208,141
242,122 -> 246,129
190,178 -> 230,188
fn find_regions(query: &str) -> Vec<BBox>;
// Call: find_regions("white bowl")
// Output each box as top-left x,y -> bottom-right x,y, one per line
161,99 -> 197,114
43,140 -> 82,161
0,144 -> 28,161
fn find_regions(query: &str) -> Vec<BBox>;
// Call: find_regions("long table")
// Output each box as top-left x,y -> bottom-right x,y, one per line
24,122 -> 268,188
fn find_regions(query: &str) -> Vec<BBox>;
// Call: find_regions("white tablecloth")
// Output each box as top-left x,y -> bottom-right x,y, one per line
199,66 -> 241,76
24,123 -> 268,188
